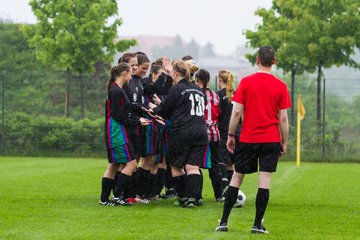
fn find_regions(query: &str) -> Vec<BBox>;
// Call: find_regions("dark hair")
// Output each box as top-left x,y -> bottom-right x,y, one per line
107,63 -> 131,92
136,53 -> 150,66
173,60 -> 190,81
258,46 -> 275,67
149,64 -> 162,79
154,58 -> 164,68
182,55 -> 194,61
195,69 -> 210,89
118,52 -> 136,64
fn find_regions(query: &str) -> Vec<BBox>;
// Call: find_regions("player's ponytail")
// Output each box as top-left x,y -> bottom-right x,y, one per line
107,63 -> 131,93
218,70 -> 234,102
195,69 -> 210,91
173,60 -> 190,81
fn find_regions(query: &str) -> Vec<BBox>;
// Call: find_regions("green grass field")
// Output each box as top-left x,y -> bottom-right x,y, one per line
0,157 -> 359,240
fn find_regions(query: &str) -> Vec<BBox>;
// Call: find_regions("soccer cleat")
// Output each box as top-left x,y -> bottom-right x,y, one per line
215,197 -> 225,202
135,195 -> 150,204
251,225 -> 269,234
166,188 -> 177,198
195,198 -> 203,206
126,197 -> 140,204
111,196 -> 132,206
215,220 -> 228,232
99,200 -> 115,206
184,199 -> 196,208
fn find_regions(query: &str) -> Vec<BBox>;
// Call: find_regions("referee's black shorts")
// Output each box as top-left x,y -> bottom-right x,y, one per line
234,142 -> 281,174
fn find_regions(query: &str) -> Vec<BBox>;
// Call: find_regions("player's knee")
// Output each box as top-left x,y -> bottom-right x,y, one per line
185,164 -> 199,175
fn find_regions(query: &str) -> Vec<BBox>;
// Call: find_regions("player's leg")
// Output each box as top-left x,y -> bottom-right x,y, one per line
99,163 -> 118,205
113,159 -> 137,206
251,143 -> 281,234
171,166 -> 187,205
184,164 -> 201,207
111,143 -> 138,206
208,141 -> 223,201
154,156 -> 167,197
216,143 -> 258,231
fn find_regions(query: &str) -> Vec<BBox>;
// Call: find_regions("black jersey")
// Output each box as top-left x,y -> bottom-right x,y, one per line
105,83 -> 139,128
141,73 -> 173,97
154,79 -> 208,145
123,75 -> 145,126
217,88 -> 241,138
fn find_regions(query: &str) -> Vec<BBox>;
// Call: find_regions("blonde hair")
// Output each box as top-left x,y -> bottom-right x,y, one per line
218,70 -> 234,102
173,60 -> 190,81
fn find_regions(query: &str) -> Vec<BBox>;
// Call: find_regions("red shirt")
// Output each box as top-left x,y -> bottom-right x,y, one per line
204,88 -> 220,142
232,72 -> 292,143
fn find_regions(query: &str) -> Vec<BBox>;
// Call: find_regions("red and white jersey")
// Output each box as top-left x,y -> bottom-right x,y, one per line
204,88 -> 220,142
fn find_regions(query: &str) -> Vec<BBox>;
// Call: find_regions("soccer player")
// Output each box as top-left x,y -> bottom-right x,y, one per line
194,69 -> 224,202
118,52 -> 151,204
216,70 -> 241,192
215,46 -> 291,233
150,60 -> 210,208
100,63 -> 149,206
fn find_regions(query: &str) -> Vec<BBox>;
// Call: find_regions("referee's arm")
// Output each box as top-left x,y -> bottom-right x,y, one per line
279,109 -> 289,156
227,102 -> 243,154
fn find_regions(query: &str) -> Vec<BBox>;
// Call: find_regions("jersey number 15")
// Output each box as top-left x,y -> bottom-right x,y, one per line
189,93 -> 205,116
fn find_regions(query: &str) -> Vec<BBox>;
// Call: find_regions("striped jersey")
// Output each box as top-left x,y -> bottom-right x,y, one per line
204,88 -> 220,142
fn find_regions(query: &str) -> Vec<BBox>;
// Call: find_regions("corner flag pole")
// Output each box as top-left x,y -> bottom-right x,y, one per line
296,96 -> 305,166
296,109 -> 301,166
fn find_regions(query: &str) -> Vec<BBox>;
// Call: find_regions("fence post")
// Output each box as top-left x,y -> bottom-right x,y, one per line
1,71 -> 4,132
322,76 -> 326,157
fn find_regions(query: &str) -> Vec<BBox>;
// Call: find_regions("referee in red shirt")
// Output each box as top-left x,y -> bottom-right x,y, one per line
216,46 -> 291,234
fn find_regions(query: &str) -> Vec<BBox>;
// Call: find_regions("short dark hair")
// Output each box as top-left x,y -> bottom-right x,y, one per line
258,46 -> 275,67
181,55 -> 194,61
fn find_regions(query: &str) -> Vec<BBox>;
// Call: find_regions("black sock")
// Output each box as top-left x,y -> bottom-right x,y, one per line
156,168 -> 166,195
186,174 -> 201,202
136,167 -> 148,198
197,169 -> 203,200
112,171 -> 121,194
227,170 -> 234,183
100,177 -> 115,202
209,166 -> 223,199
128,171 -> 137,198
219,164 -> 228,188
254,188 -> 270,228
114,173 -> 131,199
173,175 -> 187,199
149,173 -> 156,197
165,165 -> 174,191
220,186 -> 239,225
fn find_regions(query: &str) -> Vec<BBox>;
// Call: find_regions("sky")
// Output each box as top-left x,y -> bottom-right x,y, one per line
0,0 -> 272,55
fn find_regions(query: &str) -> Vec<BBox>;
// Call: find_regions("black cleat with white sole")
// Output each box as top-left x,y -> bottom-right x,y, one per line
251,225 -> 269,234
215,221 -> 228,232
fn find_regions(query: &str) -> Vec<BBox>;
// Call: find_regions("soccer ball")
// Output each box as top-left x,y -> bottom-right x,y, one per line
233,190 -> 246,208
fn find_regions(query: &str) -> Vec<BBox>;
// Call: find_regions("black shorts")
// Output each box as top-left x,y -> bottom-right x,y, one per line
128,126 -> 143,159
169,141 -> 211,169
234,142 -> 281,174
218,137 -> 240,165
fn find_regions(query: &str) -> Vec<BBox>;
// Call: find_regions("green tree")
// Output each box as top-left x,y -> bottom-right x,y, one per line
24,0 -> 136,118
245,0 -> 360,128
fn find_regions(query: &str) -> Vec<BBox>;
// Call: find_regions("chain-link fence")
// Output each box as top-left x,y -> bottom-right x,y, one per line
0,70 -> 359,162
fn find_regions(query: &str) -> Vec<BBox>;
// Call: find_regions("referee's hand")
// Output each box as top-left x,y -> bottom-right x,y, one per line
227,136 -> 236,154
280,143 -> 287,157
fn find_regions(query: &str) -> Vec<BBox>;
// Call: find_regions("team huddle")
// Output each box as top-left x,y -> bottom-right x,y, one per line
99,46 -> 291,234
